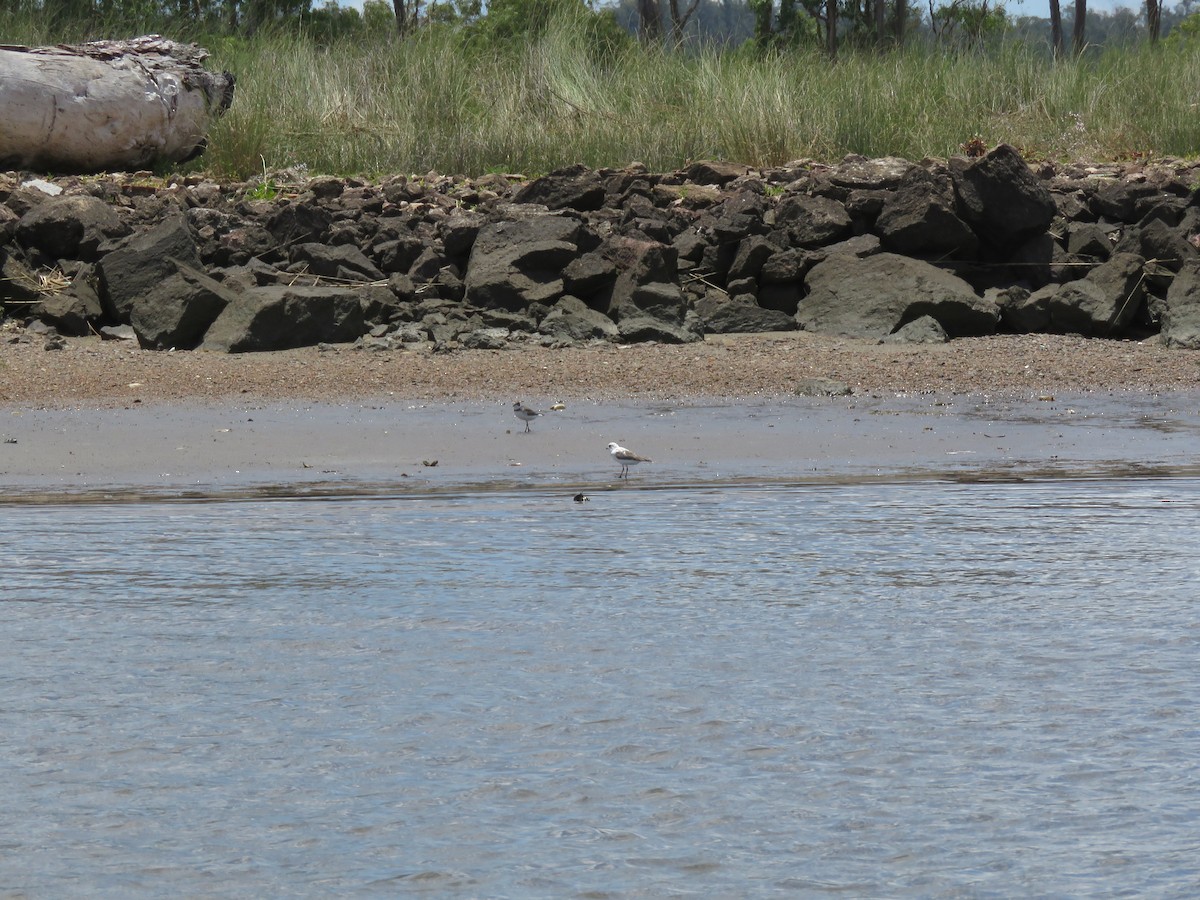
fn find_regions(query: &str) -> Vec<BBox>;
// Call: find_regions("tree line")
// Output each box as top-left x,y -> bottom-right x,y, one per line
13,0 -> 1200,51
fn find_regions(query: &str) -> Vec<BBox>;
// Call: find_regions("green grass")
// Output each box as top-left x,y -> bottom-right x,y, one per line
6,13 -> 1200,178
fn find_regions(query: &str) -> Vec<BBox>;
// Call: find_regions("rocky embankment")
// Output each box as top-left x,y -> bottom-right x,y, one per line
3,145 -> 1200,354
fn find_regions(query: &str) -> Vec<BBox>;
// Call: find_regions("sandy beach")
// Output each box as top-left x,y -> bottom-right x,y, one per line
4,331 -> 1200,497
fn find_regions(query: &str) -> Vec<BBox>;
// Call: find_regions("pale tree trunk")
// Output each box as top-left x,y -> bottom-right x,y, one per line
0,36 -> 235,173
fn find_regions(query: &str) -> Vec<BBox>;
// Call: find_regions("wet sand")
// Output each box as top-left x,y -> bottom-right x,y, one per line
3,331 -> 1200,498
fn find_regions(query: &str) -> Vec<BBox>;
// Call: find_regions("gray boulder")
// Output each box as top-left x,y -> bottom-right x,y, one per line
773,194 -> 852,247
950,144 -> 1056,252
539,295 -> 619,342
797,252 -> 999,339
29,272 -> 104,336
131,263 -> 239,349
1047,252 -> 1146,336
464,215 -> 584,311
512,164 -> 606,212
97,215 -> 202,322
695,292 -> 798,334
15,195 -> 128,260
875,172 -> 977,256
1159,262 -> 1200,348
200,284 -> 366,352
290,242 -> 386,282
882,315 -> 948,344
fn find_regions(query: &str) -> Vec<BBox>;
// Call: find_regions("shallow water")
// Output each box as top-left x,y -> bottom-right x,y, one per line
3,476 -> 1199,897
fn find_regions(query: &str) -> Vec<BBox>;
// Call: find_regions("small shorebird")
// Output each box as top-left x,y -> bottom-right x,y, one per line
513,401 -> 542,433
607,441 -> 652,479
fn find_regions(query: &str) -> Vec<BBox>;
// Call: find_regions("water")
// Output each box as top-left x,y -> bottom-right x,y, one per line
3,477 -> 1200,897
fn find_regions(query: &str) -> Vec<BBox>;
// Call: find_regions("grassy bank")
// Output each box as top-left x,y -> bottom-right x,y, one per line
6,16 -> 1200,177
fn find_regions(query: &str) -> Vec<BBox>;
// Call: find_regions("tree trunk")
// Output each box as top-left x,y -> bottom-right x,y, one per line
0,36 -> 235,173
668,0 -> 702,45
893,0 -> 908,44
873,0 -> 886,45
1048,0 -> 1064,58
638,0 -> 664,43
1146,0 -> 1162,43
1072,0 -> 1087,55
826,0 -> 838,58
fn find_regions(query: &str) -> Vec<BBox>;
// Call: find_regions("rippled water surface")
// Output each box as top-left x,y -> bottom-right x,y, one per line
3,477 -> 1200,897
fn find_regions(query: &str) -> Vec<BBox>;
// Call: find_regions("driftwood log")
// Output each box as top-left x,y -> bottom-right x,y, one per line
0,35 -> 235,173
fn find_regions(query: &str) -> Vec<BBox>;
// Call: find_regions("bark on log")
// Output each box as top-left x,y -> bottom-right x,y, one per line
0,35 -> 235,173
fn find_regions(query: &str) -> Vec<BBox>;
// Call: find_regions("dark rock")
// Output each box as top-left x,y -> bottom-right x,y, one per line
772,194 -> 853,247
200,284 -> 366,352
464,215 -> 585,310
695,292 -> 798,333
1161,261 -> 1200,348
681,161 -> 752,185
1113,219 -> 1197,272
15,195 -> 128,261
563,251 -> 617,299
876,171 -> 977,256
460,327 -> 511,350
797,252 -> 999,339
882,314 -> 948,344
1047,252 -> 1146,336
950,144 -> 1057,253
539,295 -> 619,342
1092,179 -> 1161,222
760,248 -> 814,284
97,215 -> 202,322
28,272 -> 103,336
0,249 -> 43,304
131,263 -> 238,349
1001,284 -> 1057,333
513,164 -> 606,212
727,235 -> 780,282
290,242 -> 386,282
617,313 -> 702,344
266,201 -> 332,248
1066,222 -> 1115,259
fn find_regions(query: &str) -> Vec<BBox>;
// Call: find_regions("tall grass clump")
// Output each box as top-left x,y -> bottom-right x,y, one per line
7,6 -> 1200,177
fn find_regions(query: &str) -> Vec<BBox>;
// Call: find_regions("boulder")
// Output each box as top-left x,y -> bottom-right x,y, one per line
96,215 -> 202,321
539,295 -> 619,342
464,215 -> 584,310
882,314 -> 948,344
131,262 -> 238,349
29,276 -> 104,335
290,242 -> 386,282
199,284 -> 366,352
797,252 -> 999,339
695,292 -> 798,334
15,195 -> 128,260
772,194 -> 852,247
875,171 -> 977,256
1159,262 -> 1200,349
950,144 -> 1056,252
1047,252 -> 1146,336
512,164 -> 606,212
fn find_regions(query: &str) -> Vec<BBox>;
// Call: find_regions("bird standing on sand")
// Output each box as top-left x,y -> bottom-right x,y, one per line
513,401 -> 542,432
607,441 -> 652,479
